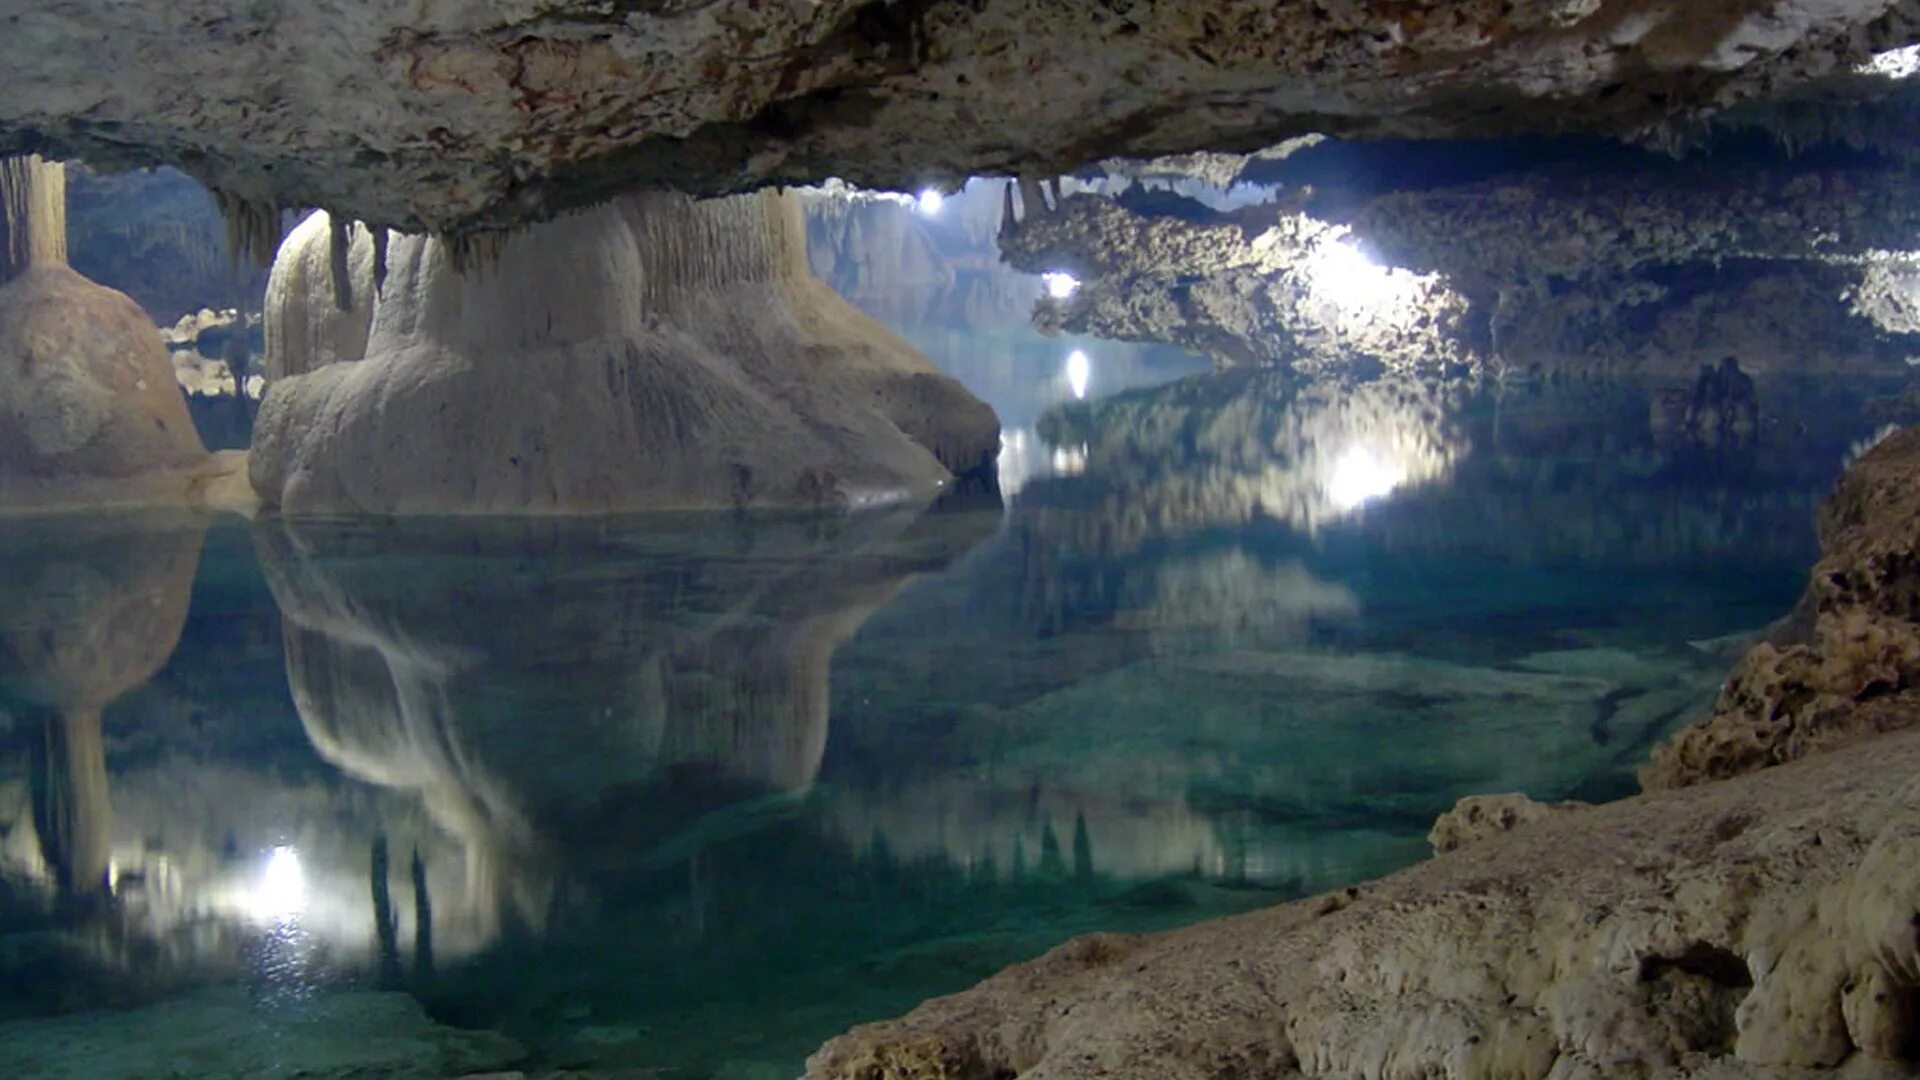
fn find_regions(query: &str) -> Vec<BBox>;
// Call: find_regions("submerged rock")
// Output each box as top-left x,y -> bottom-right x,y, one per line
251,193 -> 999,513
0,987 -> 522,1078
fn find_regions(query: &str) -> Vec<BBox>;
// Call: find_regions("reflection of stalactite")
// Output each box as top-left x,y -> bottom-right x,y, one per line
29,707 -> 112,901
372,835 -> 402,988
411,846 -> 434,982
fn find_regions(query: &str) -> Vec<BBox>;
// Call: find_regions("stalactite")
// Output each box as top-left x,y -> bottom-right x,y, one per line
0,154 -> 68,285
443,229 -> 508,278
372,228 -> 389,295
328,214 -> 354,313
1047,176 -> 1064,209
1017,175 -> 1050,220
1000,179 -> 1017,235
211,187 -> 281,270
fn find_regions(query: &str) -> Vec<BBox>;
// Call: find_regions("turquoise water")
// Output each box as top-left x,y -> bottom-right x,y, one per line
0,366 -> 1896,1077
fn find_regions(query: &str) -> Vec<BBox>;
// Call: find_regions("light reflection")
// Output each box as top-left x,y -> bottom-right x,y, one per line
1859,44 -> 1920,79
1042,272 -> 1081,300
915,188 -> 945,215
1065,349 -> 1091,399
1327,445 -> 1404,511
1304,234 -> 1420,311
248,845 -> 307,924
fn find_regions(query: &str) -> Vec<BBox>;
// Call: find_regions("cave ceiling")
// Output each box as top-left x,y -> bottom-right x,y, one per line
4,0 -> 1920,234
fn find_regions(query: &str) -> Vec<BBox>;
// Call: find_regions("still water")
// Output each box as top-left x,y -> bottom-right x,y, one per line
0,354 -> 1896,1076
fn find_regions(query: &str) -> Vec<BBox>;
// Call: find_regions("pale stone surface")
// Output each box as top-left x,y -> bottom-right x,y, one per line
1427,793 -> 1591,854
2,2 -> 1917,231
251,194 -> 998,514
0,266 -> 211,507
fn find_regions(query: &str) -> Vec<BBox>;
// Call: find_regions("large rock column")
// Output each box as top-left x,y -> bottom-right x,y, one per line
0,155 -> 210,507
251,191 -> 1000,514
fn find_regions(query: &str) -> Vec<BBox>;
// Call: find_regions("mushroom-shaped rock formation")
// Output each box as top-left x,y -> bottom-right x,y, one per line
5,2 -> 1920,233
0,156 -> 220,509
254,506 -> 995,942
251,192 -> 1000,513
0,512 -> 206,897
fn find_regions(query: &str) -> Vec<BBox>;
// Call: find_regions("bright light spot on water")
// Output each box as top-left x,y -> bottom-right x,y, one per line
1042,272 -> 1081,300
1065,349 -> 1091,399
248,846 -> 306,924
1328,446 -> 1403,511
1860,44 -> 1920,79
916,188 -> 945,215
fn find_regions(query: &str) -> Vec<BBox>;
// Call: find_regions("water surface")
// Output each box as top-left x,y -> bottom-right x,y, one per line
0,363 -> 1898,1077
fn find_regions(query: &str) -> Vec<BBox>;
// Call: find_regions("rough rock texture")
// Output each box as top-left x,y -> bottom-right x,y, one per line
1001,147 -> 1920,375
1644,426 -> 1920,790
1004,191 -> 1476,374
250,192 -> 998,514
5,2 -> 1920,232
1427,794 -> 1591,855
809,725 -> 1920,1078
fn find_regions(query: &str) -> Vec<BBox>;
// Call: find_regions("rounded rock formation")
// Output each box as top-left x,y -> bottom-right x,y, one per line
0,156 -> 210,508
251,192 -> 1000,514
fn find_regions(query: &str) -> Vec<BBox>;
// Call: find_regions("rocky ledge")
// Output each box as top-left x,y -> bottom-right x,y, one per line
804,428 -> 1920,1077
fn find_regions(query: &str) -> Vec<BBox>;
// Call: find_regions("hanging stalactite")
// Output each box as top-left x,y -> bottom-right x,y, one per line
372,227 -> 389,296
328,213 -> 354,313
442,229 -> 508,278
0,154 -> 68,285
211,187 -> 281,270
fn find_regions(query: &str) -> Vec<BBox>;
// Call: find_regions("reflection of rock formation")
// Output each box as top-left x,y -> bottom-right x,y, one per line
0,512 -> 204,897
256,507 -> 994,944
252,192 -> 999,513
0,155 -> 215,508
1028,370 -> 1465,551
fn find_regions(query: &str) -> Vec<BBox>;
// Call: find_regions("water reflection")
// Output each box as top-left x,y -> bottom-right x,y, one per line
0,370 -> 1902,1074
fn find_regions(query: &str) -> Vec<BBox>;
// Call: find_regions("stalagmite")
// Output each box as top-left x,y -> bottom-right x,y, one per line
0,154 -> 213,507
252,190 -> 1000,513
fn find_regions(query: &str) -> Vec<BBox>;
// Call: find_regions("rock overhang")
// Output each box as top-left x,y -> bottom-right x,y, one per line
5,0 -> 1920,235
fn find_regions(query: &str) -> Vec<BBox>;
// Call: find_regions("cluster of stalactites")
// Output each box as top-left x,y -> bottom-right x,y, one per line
999,175 -> 1065,236
0,154 -> 68,284
216,186 -> 512,311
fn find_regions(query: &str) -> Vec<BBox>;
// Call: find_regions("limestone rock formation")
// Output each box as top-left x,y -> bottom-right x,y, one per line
1001,144 -> 1920,375
1644,426 -> 1920,790
251,192 -> 998,513
4,3 -> 1920,233
0,155 -> 217,508
1427,793 -> 1590,855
